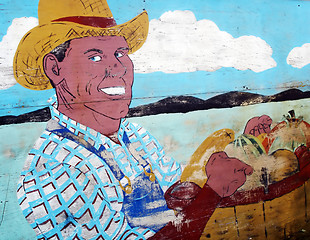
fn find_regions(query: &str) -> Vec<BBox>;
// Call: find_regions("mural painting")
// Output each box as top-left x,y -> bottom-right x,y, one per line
0,0 -> 309,239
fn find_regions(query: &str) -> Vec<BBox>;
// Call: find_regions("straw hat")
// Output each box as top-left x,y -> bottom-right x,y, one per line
13,0 -> 149,90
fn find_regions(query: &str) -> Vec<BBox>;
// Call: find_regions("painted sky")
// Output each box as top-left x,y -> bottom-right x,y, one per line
0,0 -> 309,116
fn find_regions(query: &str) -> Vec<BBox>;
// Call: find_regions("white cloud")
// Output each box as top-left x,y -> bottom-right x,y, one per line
131,10 -> 277,73
287,43 -> 310,68
0,12 -> 277,90
0,17 -> 38,89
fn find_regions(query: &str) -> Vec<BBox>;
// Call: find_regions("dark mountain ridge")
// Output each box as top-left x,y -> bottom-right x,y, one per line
127,88 -> 310,117
0,89 -> 309,125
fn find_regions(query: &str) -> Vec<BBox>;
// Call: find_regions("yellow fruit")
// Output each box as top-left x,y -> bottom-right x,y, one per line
257,133 -> 267,143
181,129 -> 235,187
269,149 -> 299,183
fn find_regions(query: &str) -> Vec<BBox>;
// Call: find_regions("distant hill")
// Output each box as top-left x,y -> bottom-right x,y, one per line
127,88 -> 310,117
0,89 -> 309,125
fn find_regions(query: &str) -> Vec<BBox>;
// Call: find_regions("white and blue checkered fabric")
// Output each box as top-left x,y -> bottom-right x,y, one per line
17,97 -> 182,239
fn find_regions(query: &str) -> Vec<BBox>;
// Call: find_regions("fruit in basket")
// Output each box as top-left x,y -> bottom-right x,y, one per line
228,134 -> 266,158
262,110 -> 310,154
269,149 -> 299,183
177,111 -> 310,239
294,145 -> 310,170
243,115 -> 273,137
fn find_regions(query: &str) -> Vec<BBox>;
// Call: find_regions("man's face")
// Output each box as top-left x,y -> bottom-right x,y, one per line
57,36 -> 134,120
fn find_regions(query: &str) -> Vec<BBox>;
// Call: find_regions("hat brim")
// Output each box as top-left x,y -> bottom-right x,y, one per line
14,11 -> 149,90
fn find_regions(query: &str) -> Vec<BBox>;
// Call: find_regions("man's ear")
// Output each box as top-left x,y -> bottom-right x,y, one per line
43,53 -> 63,85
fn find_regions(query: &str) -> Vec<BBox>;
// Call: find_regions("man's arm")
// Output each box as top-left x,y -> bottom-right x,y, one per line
151,183 -> 221,240
150,151 -> 253,240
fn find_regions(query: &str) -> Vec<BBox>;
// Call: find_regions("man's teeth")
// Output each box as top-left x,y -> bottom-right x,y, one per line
100,87 -> 125,95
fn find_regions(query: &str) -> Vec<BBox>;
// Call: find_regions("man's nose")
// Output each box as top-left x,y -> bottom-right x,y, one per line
107,58 -> 126,78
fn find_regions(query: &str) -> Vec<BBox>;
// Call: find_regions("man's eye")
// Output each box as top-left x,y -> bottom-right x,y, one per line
89,56 -> 102,62
115,52 -> 124,58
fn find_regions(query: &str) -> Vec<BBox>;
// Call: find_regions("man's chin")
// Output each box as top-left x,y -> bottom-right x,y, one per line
85,104 -> 129,120
107,109 -> 129,120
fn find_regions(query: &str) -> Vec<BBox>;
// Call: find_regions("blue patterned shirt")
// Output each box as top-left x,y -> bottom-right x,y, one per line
17,98 -> 182,239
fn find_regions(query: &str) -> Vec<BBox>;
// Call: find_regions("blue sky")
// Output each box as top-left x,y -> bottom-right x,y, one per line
0,0 -> 309,116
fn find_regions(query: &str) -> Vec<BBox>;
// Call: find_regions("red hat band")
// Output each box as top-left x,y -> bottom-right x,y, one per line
52,16 -> 117,28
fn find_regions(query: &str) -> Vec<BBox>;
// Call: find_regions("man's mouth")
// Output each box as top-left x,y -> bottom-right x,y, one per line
100,87 -> 125,95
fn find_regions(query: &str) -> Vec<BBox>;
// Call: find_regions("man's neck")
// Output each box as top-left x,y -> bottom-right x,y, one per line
57,104 -> 121,138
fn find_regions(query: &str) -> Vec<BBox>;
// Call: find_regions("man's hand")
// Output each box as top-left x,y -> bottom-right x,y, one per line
243,115 -> 273,137
206,151 -> 253,197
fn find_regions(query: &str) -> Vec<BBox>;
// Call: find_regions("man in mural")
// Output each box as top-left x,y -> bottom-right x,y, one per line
14,0 -> 254,239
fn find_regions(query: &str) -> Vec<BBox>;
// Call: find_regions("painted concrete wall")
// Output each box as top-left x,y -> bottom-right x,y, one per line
0,0 -> 310,239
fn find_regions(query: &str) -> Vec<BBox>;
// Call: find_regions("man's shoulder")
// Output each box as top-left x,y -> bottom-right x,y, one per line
21,129 -> 84,174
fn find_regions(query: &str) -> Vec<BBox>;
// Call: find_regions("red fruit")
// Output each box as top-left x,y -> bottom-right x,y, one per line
295,145 -> 308,159
295,145 -> 310,170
